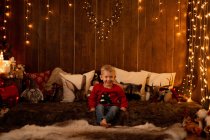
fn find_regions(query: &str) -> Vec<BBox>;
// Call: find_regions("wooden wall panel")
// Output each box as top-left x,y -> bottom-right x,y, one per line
45,0 -> 60,70
10,0 -> 25,69
123,0 -> 136,71
8,0 -> 187,86
140,0 -> 154,71
36,0 -> 47,72
59,0 -> 74,72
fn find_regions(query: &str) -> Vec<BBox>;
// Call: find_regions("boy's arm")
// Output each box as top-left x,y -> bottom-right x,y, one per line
119,87 -> 128,110
88,85 -> 98,111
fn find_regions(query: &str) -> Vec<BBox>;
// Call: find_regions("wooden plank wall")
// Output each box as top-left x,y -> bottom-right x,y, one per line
8,0 -> 187,86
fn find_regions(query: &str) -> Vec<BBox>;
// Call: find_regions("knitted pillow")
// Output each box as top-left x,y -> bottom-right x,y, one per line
26,70 -> 51,92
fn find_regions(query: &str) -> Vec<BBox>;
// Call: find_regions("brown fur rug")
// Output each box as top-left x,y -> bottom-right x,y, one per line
0,100 -> 201,133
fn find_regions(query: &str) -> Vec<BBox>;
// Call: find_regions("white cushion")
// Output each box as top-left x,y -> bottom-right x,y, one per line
60,76 -> 75,102
141,70 -> 176,89
83,70 -> 95,95
114,67 -> 149,95
60,73 -> 84,90
60,73 -> 84,102
59,70 -> 95,102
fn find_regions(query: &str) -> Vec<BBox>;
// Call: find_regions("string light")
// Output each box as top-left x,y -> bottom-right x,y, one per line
184,0 -> 209,107
24,0 -> 32,46
0,0 -> 11,55
83,0 -> 123,41
138,0 -> 143,12
174,0 -> 181,36
66,0 -> 72,7
153,0 -> 164,21
45,0 -> 53,20
2,0 -> 11,42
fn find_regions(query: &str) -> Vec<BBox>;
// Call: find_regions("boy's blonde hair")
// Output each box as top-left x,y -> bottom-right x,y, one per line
101,65 -> 115,75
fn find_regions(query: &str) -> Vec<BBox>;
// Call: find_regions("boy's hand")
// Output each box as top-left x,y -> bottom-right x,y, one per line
120,107 -> 127,112
90,108 -> 95,112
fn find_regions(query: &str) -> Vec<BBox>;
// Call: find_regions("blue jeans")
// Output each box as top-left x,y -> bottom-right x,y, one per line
95,104 -> 120,125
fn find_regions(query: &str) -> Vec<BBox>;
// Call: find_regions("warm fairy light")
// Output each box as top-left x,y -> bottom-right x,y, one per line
138,6 -> 143,11
25,40 -> 30,45
176,32 -> 181,36
5,12 -> 10,17
28,24 -> 33,28
66,0 -> 72,7
24,0 -> 32,46
153,0 -> 164,20
174,0 -> 181,39
45,0 -> 53,20
1,0 -> 11,43
83,0 -> 123,41
138,0 -> 143,12
184,0 -> 209,107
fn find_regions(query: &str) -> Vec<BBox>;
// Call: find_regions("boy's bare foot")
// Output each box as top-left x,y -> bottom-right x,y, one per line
100,119 -> 107,126
100,119 -> 111,128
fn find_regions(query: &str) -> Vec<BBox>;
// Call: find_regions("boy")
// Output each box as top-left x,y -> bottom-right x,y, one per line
88,65 -> 128,127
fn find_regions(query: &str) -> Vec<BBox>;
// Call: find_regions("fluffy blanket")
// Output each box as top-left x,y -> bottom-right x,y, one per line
0,101 -> 202,133
0,120 -> 187,140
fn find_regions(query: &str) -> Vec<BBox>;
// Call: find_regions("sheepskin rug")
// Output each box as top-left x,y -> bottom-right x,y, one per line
0,120 -> 187,140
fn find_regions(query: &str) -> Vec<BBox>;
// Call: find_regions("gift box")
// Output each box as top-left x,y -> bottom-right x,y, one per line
0,84 -> 19,107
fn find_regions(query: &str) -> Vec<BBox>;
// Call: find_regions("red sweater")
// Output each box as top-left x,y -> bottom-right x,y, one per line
88,83 -> 128,109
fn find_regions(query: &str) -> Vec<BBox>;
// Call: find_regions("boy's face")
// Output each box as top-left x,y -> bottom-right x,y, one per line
100,70 -> 116,87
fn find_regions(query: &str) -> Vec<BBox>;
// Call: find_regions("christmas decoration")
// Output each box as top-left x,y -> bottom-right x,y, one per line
21,79 -> 44,103
83,0 -> 123,41
100,92 -> 112,104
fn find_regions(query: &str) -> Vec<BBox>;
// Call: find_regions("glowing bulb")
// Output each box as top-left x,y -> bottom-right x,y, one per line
5,12 -> 10,17
25,40 -> 30,45
28,24 -> 33,28
176,32 -> 181,36
138,6 -> 143,11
